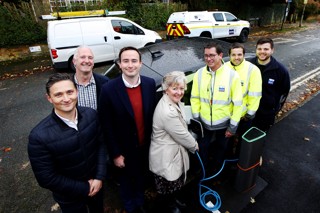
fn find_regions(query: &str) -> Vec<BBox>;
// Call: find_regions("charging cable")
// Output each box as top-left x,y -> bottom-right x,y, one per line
195,151 -> 238,212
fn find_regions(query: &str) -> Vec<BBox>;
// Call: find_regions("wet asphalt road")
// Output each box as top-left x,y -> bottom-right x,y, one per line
0,25 -> 320,213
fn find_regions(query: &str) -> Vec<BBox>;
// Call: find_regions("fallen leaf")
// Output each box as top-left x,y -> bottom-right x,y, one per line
1,147 -> 12,152
51,203 -> 60,211
250,197 -> 256,203
20,162 -> 30,170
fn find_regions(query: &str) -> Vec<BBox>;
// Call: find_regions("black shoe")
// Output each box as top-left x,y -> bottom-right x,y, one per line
134,205 -> 147,213
175,199 -> 187,209
167,205 -> 181,213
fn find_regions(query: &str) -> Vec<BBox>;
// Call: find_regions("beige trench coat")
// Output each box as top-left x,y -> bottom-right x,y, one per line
149,94 -> 198,181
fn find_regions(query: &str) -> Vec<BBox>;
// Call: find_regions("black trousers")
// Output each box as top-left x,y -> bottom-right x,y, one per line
252,112 -> 275,132
53,189 -> 104,213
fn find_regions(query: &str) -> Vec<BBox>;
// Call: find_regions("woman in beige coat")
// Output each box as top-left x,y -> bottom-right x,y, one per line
149,71 -> 199,213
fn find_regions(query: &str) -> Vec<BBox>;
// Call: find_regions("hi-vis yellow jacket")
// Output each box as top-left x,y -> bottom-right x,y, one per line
191,65 -> 243,134
225,60 -> 262,119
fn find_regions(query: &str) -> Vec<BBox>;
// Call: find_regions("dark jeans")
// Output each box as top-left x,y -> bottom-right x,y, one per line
227,118 -> 253,158
252,112 -> 275,132
118,169 -> 145,212
53,189 -> 104,213
116,145 -> 150,212
198,128 -> 229,173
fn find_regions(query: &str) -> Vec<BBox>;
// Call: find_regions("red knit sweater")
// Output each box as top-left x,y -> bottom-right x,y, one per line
127,86 -> 145,146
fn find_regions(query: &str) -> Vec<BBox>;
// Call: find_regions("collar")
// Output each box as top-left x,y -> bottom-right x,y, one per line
230,59 -> 246,71
163,93 -> 182,113
122,74 -> 141,88
55,109 -> 78,130
74,74 -> 96,86
206,64 -> 222,73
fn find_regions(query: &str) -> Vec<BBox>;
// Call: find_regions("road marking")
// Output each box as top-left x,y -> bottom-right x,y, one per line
291,66 -> 320,91
273,38 -> 297,44
291,38 -> 320,47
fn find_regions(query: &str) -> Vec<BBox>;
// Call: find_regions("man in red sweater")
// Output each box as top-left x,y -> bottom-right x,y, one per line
99,47 -> 157,213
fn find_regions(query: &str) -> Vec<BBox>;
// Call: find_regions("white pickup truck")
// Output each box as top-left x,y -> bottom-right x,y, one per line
166,11 -> 250,42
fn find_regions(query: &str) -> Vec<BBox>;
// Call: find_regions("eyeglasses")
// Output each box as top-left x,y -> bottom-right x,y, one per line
204,54 -> 218,59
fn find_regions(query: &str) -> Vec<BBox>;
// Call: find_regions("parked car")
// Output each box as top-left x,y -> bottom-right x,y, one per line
47,16 -> 162,70
105,37 -> 227,106
166,11 -> 250,43
105,37 -> 255,106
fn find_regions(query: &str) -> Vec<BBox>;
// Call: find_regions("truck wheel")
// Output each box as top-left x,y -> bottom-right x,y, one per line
200,32 -> 212,38
68,56 -> 75,72
238,29 -> 249,43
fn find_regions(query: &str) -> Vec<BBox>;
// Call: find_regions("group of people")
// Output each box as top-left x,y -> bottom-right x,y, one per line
28,37 -> 290,213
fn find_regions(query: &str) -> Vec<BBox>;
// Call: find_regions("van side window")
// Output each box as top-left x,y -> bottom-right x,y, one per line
225,13 -> 238,22
111,20 -> 144,35
213,13 -> 224,22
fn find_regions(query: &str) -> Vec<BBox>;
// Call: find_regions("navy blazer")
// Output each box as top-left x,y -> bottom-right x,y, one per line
92,72 -> 109,100
99,75 -> 156,163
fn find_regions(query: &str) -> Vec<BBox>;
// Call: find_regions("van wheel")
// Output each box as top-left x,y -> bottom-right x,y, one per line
68,56 -> 75,72
200,32 -> 212,38
238,29 -> 249,43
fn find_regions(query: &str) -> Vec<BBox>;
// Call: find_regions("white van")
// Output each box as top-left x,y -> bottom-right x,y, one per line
166,11 -> 250,42
47,17 -> 162,69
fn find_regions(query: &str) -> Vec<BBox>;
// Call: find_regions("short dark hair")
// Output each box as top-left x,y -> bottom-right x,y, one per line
46,73 -> 76,95
118,46 -> 142,61
204,43 -> 223,55
229,42 -> 245,55
256,37 -> 274,49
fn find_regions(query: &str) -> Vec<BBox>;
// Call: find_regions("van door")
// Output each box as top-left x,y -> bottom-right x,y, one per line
211,12 -> 229,38
50,21 -> 83,66
110,19 -> 145,54
80,19 -> 116,63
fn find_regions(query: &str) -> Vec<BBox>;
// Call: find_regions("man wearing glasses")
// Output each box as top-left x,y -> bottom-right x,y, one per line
190,43 -> 243,172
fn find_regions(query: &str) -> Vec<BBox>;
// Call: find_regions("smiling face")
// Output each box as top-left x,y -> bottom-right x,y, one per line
256,42 -> 274,65
204,47 -> 223,71
73,47 -> 94,73
118,49 -> 142,80
230,47 -> 245,66
46,80 -> 78,117
166,82 -> 185,104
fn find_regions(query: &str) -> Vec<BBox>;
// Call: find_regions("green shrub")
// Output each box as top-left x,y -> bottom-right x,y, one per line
0,2 -> 46,47
0,1 -> 187,47
132,3 -> 187,31
303,2 -> 320,20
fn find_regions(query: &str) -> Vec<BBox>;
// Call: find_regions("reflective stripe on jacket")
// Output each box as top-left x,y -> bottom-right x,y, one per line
225,60 -> 262,118
190,65 -> 243,134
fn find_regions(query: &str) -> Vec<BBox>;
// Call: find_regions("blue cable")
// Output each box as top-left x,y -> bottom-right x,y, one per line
195,151 -> 238,212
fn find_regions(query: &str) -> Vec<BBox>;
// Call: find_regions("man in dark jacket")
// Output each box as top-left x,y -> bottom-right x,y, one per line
72,46 -> 108,111
248,37 -> 291,132
99,47 -> 157,213
28,73 -> 107,213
